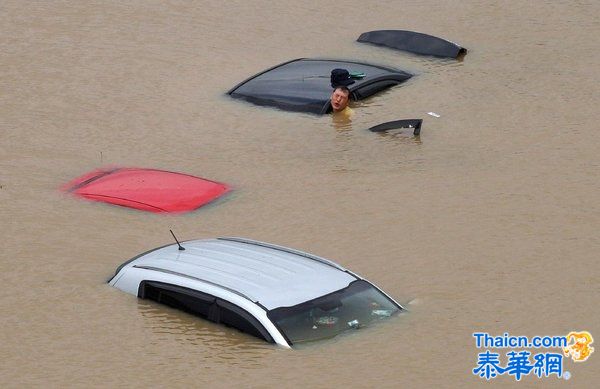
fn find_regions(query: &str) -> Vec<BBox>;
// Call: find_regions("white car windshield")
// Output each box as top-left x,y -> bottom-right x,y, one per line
267,280 -> 401,345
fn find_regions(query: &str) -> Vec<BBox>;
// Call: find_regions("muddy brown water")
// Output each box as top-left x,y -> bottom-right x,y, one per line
2,1 -> 599,387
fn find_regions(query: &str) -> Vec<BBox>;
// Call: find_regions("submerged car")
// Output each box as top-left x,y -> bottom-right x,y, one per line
109,237 -> 404,347
62,167 -> 229,213
357,30 -> 467,59
228,58 -> 412,114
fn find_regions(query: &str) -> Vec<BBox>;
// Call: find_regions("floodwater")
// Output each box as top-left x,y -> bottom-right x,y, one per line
2,1 -> 599,387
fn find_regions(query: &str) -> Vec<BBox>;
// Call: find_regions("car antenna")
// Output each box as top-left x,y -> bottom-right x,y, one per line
170,229 -> 186,251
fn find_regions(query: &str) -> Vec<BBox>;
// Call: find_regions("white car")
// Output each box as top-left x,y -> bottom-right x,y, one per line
109,237 -> 404,348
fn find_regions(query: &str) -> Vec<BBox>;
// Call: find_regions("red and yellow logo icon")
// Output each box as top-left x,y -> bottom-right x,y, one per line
563,331 -> 594,362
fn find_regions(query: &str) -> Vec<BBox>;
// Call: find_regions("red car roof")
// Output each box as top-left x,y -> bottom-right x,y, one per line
62,167 -> 230,213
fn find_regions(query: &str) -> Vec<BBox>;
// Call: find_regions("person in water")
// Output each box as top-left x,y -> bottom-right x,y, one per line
330,86 -> 351,113
330,69 -> 355,116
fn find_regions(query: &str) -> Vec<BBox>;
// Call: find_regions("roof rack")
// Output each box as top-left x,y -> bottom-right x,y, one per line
133,265 -> 257,304
217,237 -> 348,272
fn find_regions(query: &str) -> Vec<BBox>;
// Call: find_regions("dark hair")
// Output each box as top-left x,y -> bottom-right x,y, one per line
333,86 -> 350,95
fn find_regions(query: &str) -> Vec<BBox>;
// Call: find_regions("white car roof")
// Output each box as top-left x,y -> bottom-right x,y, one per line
119,237 -> 358,310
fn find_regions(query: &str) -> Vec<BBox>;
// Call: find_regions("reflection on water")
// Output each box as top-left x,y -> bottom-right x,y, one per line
136,300 -> 274,367
375,129 -> 423,144
136,296 -> 409,354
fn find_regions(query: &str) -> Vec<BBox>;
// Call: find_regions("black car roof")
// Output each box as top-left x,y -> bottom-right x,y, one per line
227,58 -> 412,114
357,30 -> 467,59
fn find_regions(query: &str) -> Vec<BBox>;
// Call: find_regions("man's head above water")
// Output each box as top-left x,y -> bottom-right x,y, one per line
330,86 -> 350,113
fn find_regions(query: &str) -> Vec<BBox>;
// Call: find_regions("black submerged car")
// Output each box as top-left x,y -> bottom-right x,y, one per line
228,58 -> 412,114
